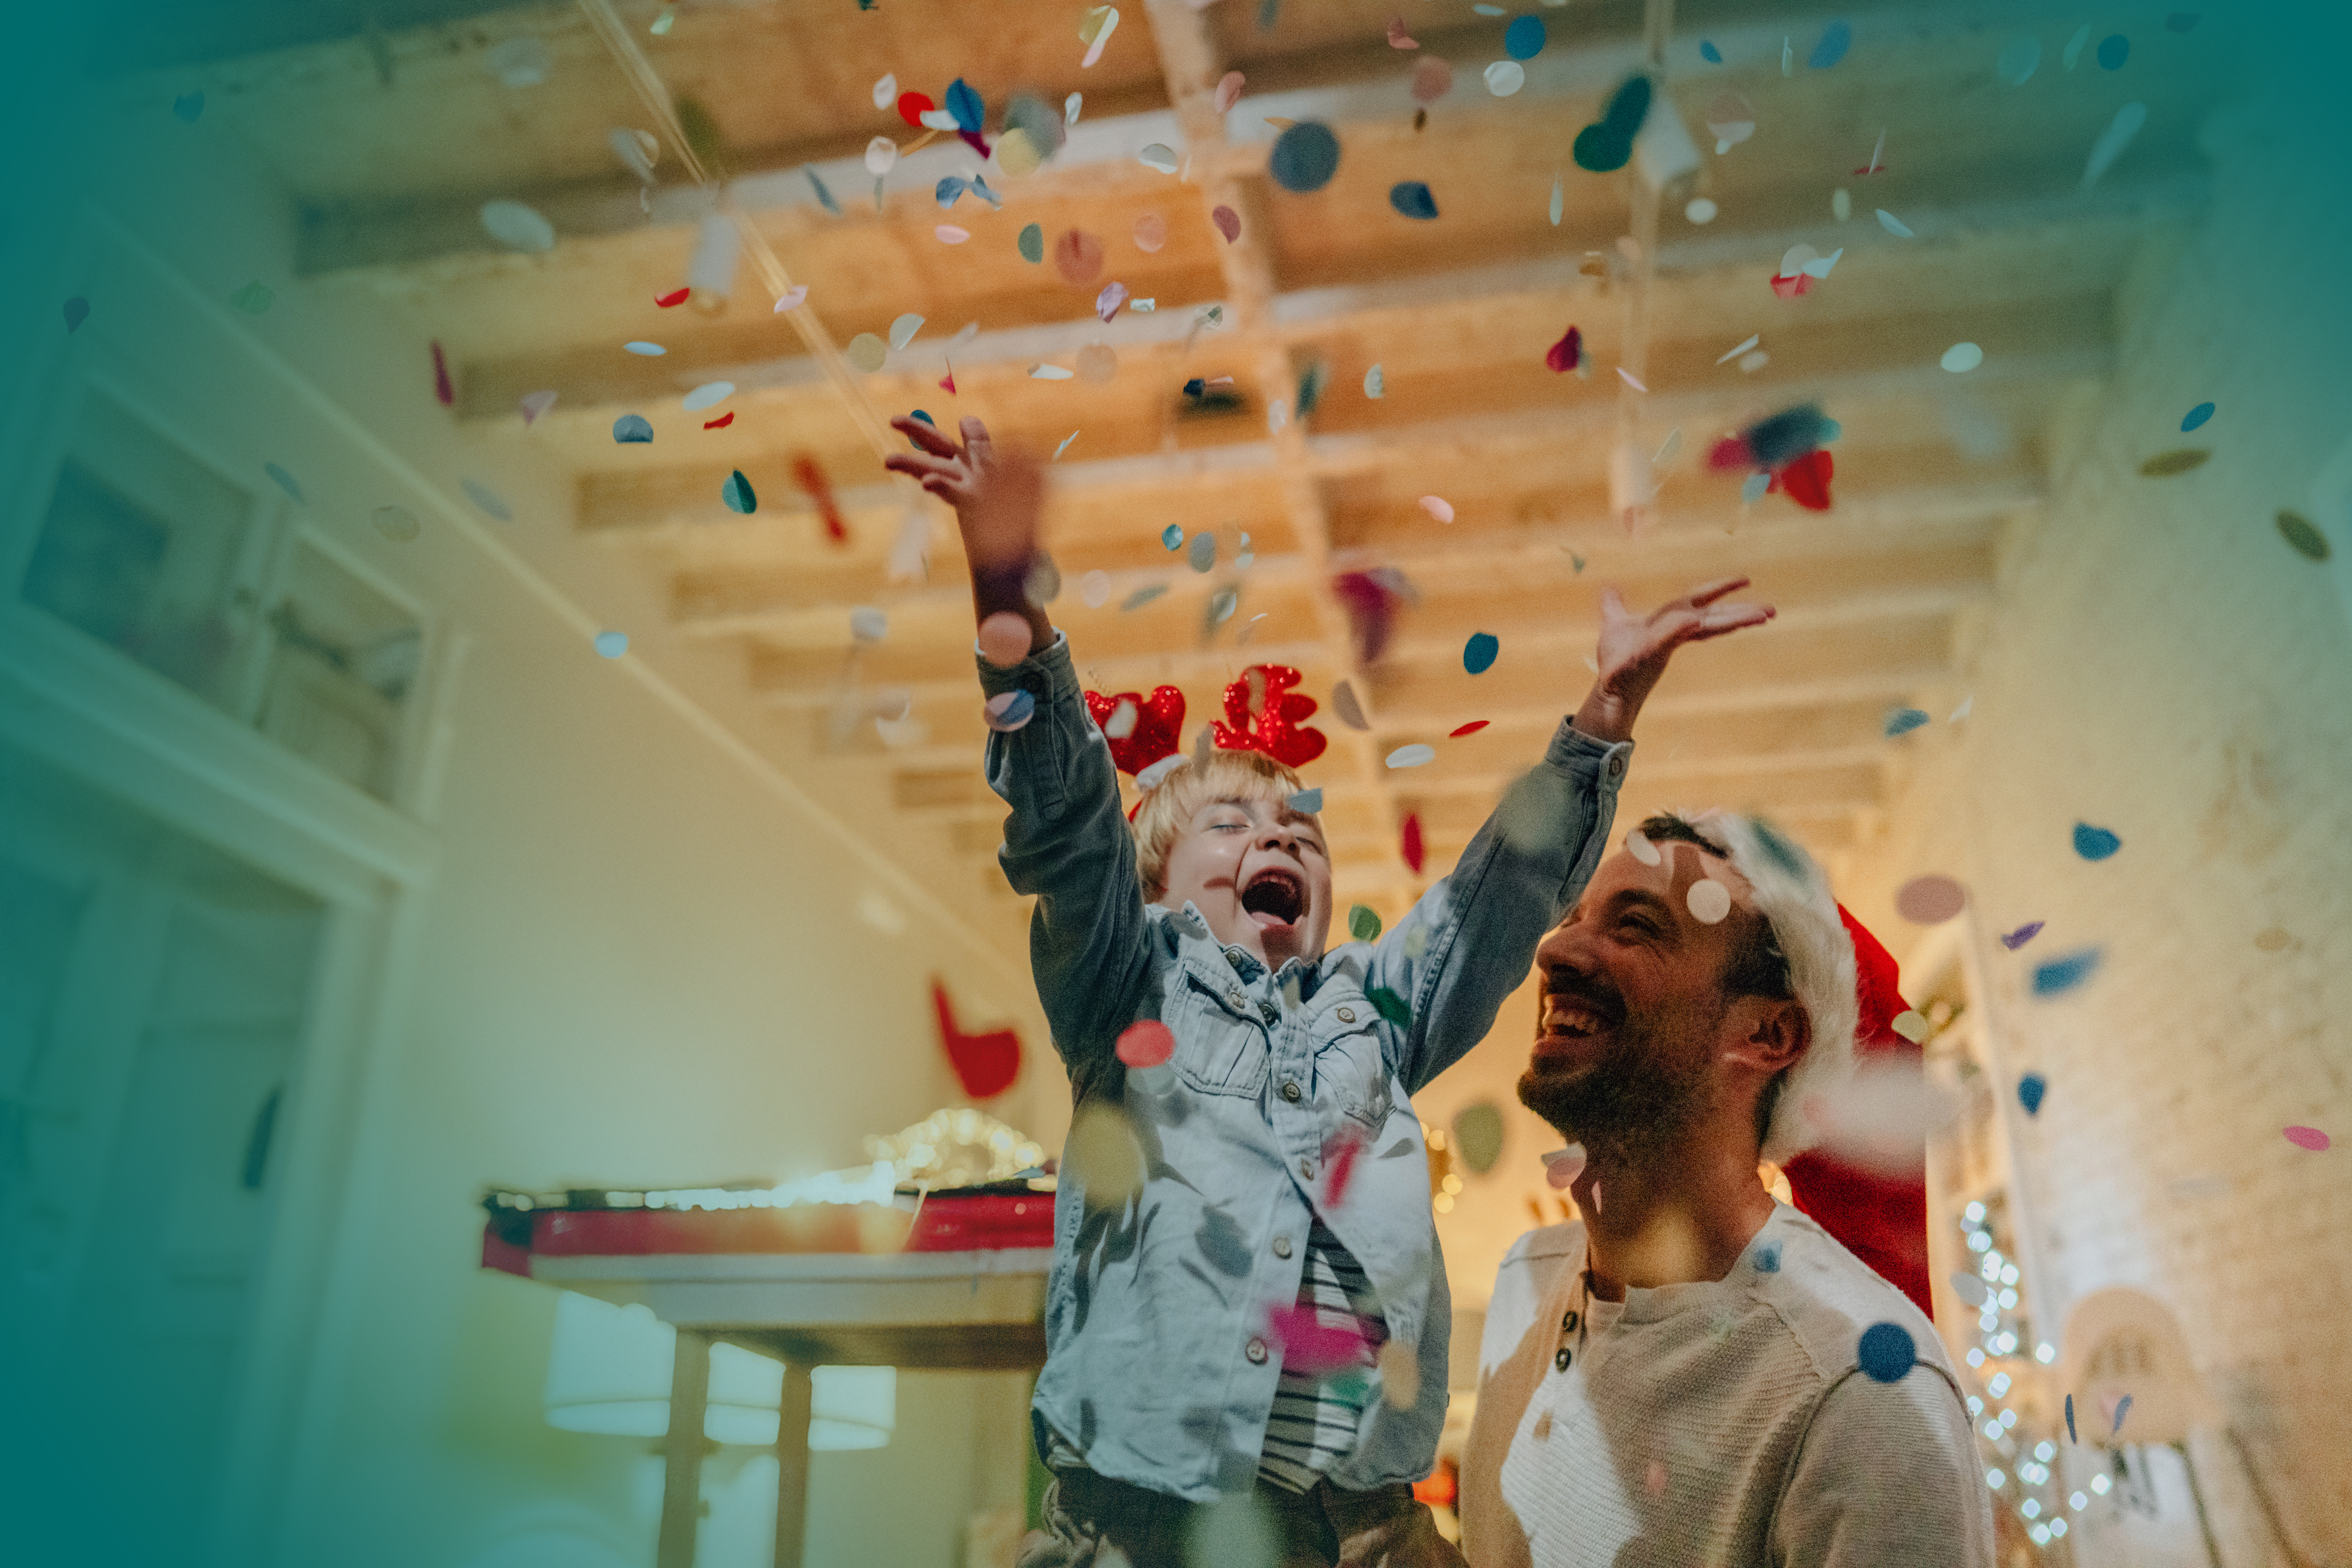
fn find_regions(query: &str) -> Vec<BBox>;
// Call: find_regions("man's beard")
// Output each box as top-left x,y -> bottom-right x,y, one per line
1516,1004 -> 1718,1166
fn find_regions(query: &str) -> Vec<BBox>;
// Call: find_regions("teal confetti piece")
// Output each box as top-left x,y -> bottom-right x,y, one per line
1463,632 -> 1499,674
2032,951 -> 2101,998
723,470 -> 757,514
805,164 -> 841,217
1018,223 -> 1044,264
1367,987 -> 1411,1026
2073,822 -> 2121,860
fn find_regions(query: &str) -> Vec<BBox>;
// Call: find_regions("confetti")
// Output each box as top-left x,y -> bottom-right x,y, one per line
2065,1394 -> 2078,1443
462,478 -> 512,520
1999,922 -> 2045,950
1121,584 -> 1167,611
1116,1018 -> 1175,1069
1715,334 -> 1760,365
1808,19 -> 1852,68
1401,813 -> 1425,874
1188,531 -> 1216,572
1895,875 -> 1965,924
1948,695 -> 1972,721
1054,228 -> 1105,286
1997,35 -> 2040,85
772,285 -> 808,312
2073,822 -> 2121,861
2096,33 -> 2129,69
520,390 -> 558,425
1752,1240 -> 1782,1273
978,612 -> 1035,667
1832,188 -> 1851,220
1363,363 -> 1384,399
721,471 -> 757,514
1875,208 -> 1913,237
2031,950 -> 2101,998
682,380 -> 736,413
62,296 -> 90,333
1573,74 -> 1650,170
1941,342 -> 1983,373
371,505 -> 419,543
1367,986 -> 1412,1025
1741,472 -> 1771,504
1447,721 -> 1489,740
2083,102 -> 2147,189
1617,367 -> 1648,393
1463,632 -> 1499,674
612,414 -> 654,444
1884,707 -> 1929,737
1332,681 -> 1370,731
623,340 -> 666,357
232,281 -> 274,314
2283,1125 -> 2331,1152
1857,1322 -> 1914,1382
1483,59 -> 1527,96
1160,523 -> 1185,551
2179,401 -> 2215,432
1686,878 -> 1732,924
1704,89 -> 1754,152
1419,495 -> 1454,524
936,225 -> 970,244
2063,24 -> 2091,69
1389,181 -> 1439,220
849,606 -> 887,644
2110,1395 -> 2133,1435
1699,39 -> 1721,63
172,91 -> 204,122
1542,1146 -> 1584,1188
847,333 -> 887,371
985,690 -> 1037,733
265,463 -> 304,503
1545,324 -> 1586,374
2277,511 -> 2329,561
1054,430 -> 1080,461
651,285 -> 692,310
1625,830 -> 1661,866
594,631 -> 628,658
1949,1272 -> 1989,1308
2140,448 -> 2208,477
1269,122 -> 1340,192
1349,905 -> 1383,942
1287,788 -> 1323,813
1387,16 -> 1418,49
1080,4 -> 1119,68
480,199 -> 556,252
1386,744 -> 1434,770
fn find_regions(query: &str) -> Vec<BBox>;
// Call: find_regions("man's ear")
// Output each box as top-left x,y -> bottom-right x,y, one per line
1729,998 -> 1811,1076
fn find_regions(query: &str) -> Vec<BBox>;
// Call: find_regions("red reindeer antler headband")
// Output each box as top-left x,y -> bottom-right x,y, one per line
1085,666 -> 1329,805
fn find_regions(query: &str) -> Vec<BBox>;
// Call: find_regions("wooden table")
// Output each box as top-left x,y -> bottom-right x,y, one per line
527,1246 -> 1052,1568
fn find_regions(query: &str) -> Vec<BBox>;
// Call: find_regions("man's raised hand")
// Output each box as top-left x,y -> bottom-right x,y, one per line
1573,576 -> 1774,744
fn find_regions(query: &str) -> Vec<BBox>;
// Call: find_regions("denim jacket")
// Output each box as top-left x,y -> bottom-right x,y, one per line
979,634 -> 1629,1501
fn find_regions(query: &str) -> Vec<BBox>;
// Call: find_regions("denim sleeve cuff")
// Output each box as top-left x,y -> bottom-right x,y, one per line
976,628 -> 1082,701
1547,717 -> 1633,788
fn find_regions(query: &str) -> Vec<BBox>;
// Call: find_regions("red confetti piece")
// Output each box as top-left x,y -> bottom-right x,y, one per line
791,453 -> 850,543
1545,324 -> 1583,374
1401,813 -> 1425,874
932,978 -> 1020,1099
655,286 -> 690,308
702,411 -> 735,429
895,90 -> 935,128
1448,720 -> 1489,737
1771,449 -> 1835,510
1708,435 -> 1755,470
1211,205 -> 1241,242
2284,1125 -> 2331,1152
1323,1126 -> 1367,1207
1265,1301 -> 1372,1373
431,340 -> 454,406
1116,1018 -> 1175,1068
1769,272 -> 1813,299
1850,163 -> 1889,176
939,366 -> 957,394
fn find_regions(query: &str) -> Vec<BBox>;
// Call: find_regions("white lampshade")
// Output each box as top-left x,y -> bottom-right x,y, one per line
543,1293 -> 893,1450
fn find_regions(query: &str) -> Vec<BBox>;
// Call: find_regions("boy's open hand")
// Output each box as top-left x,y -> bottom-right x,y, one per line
886,413 -> 1053,657
1573,576 -> 1774,744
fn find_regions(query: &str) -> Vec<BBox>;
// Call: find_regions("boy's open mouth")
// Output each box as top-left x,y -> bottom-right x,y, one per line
1240,867 -> 1307,929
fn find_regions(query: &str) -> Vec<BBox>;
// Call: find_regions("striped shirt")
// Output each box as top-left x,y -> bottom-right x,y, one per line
1258,1216 -> 1388,1493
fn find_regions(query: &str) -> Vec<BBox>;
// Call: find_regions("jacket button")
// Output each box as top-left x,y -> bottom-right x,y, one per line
1555,1347 -> 1572,1372
1273,1237 -> 1293,1259
1246,1337 -> 1269,1365
1228,989 -> 1248,1010
1261,1003 -> 1279,1024
1336,1007 -> 1356,1024
1281,1080 -> 1303,1103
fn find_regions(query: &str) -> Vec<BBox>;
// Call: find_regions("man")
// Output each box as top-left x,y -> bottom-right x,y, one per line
1460,811 -> 1993,1568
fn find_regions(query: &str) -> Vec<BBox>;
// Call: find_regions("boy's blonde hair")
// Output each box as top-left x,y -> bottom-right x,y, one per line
1131,747 -> 1309,898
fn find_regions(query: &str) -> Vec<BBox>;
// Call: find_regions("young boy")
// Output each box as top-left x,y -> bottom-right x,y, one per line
886,415 -> 1770,1567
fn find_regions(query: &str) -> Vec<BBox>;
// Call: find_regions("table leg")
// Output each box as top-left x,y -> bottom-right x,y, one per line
658,1330 -> 709,1568
772,1362 -> 813,1568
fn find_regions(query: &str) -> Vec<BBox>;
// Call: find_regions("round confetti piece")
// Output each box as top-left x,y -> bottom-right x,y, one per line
2283,1125 -> 2331,1152
1116,1018 -> 1175,1068
985,689 -> 1037,733
1699,39 -> 1721,63
2072,822 -> 2121,861
1018,223 -> 1045,264
1188,531 -> 1216,572
1348,904 -> 1382,942
1463,632 -> 1499,674
1542,1146 -> 1585,1188
1940,341 -> 1983,373
978,612 -> 1034,667
1269,121 -> 1342,192
371,505 -> 419,542
1685,197 -> 1718,224
1080,570 -> 1113,608
61,296 -> 90,334
1132,212 -> 1167,253
864,135 -> 898,177
1161,523 -> 1185,550
849,606 -> 887,643
1831,187 -> 1851,220
1687,878 -> 1732,925
846,332 -> 887,372
1449,720 -> 1488,738
2096,33 -> 2129,69
2017,1073 -> 2048,1115
1482,58 -> 1527,97
1752,1240 -> 1782,1273
461,478 -> 512,520
1386,744 -> 1436,769
1625,830 -> 1661,867
1705,90 -> 1755,149
2139,448 -> 2209,477
1287,788 -> 1323,813
1857,1321 -> 1916,1382
480,199 -> 556,252
1949,1272 -> 1989,1307
520,389 -> 558,425
936,225 -> 971,245
1076,344 -> 1119,383
1389,181 -> 1440,220
1807,18 -> 1852,69
1215,69 -> 1245,113
1739,351 -> 1769,373
1419,495 -> 1454,524
887,314 -> 924,352
594,630 -> 629,658
682,380 -> 735,411
1740,471 -> 1771,504
2180,402 -> 2214,432
612,414 -> 654,444
993,126 -> 1043,177
1504,15 -> 1547,59
2032,950 -> 2100,998
1410,56 -> 1454,103
1997,35 -> 2040,85
872,73 -> 897,111
1054,228 -> 1105,285
1455,1101 -> 1505,1173
2277,511 -> 2329,561
1363,363 -> 1384,398
623,340 -> 666,357
895,90 -> 935,128
1377,1340 -> 1421,1411
1891,1010 -> 1930,1043
721,470 -> 757,514
1896,874 -> 1966,924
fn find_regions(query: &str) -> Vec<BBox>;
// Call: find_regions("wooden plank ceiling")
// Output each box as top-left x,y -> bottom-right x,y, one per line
173,0 -> 2235,953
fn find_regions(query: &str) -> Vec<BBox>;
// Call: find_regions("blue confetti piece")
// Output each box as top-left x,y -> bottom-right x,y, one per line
264,462 -> 304,503
2032,951 -> 2101,998
934,176 -> 968,209
594,630 -> 629,658
1505,15 -> 1547,60
805,164 -> 841,217
723,470 -> 757,514
612,414 -> 653,444
1808,18 -> 1853,69
1999,921 -> 2045,950
2112,1394 -> 2133,1434
2018,1073 -> 2047,1114
1856,1321 -> 1915,1382
984,688 -> 1036,733
1699,39 -> 1721,63
1884,707 -> 1930,737
1269,121 -> 1341,193
172,91 -> 205,123
462,478 -> 513,521
2065,1393 -> 2077,1443
1122,584 -> 1168,611
1390,181 -> 1439,220
2096,33 -> 2129,69
1740,471 -> 1771,504
1161,523 -> 1184,550
2181,402 -> 2214,432
2073,822 -> 2122,860
1753,1241 -> 1782,1274
1287,788 -> 1323,813
1018,223 -> 1044,264
1463,631 -> 1499,674
945,79 -> 984,135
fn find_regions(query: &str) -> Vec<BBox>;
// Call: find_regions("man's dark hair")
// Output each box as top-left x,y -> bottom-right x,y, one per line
1639,814 -> 1798,1146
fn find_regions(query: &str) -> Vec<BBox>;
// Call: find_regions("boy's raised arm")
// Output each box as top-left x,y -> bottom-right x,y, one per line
1365,578 -> 1776,1093
887,416 -> 1150,1087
